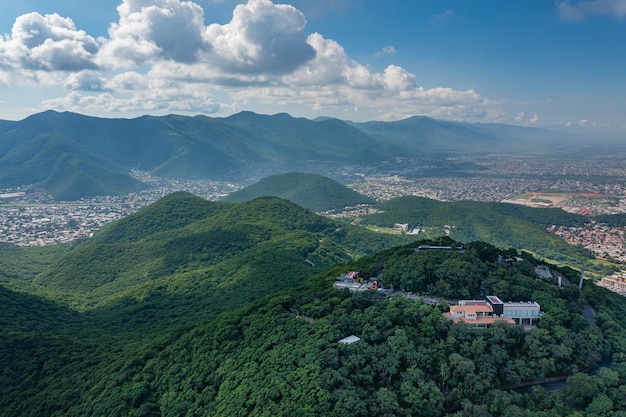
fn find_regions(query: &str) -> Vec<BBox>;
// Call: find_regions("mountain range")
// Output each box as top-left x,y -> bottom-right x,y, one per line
0,110 -> 590,200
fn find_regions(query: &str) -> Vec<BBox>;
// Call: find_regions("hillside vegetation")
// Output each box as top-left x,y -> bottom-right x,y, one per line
357,195 -> 595,268
222,172 -> 376,212
25,192 -> 411,322
2,226 -> 626,416
0,111 -> 399,199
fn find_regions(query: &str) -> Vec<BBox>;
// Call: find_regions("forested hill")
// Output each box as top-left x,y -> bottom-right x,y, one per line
358,195 -> 592,267
593,212 -> 626,228
3,233 -> 626,416
221,172 -> 376,212
29,191 -> 411,320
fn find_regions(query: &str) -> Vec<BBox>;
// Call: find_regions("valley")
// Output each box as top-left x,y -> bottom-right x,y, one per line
3,154 -> 626,273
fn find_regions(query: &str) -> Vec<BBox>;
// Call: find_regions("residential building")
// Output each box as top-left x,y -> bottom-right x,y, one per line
444,295 -> 541,329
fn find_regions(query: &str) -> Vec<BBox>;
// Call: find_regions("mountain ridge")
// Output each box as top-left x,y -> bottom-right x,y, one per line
0,110 -> 589,199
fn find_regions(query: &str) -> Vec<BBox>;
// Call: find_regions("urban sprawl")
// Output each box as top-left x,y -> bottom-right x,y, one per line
2,155 -> 626,289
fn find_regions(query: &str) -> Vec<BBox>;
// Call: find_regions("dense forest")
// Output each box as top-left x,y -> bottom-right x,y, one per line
2,194 -> 626,416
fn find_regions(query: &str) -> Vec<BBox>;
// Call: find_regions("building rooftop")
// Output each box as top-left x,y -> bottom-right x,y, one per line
449,304 -> 494,314
486,295 -> 504,305
338,335 -> 361,345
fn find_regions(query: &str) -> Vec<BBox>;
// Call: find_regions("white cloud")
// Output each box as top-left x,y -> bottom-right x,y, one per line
0,12 -> 99,72
96,0 -> 209,68
285,33 -> 353,86
434,8 -> 455,22
578,118 -> 594,127
515,112 -> 525,121
205,0 -> 315,74
64,70 -> 109,91
557,0 -> 626,20
383,65 -> 416,92
1,0 -> 511,123
529,114 -> 539,123
375,45 -> 396,57
42,84 -> 223,115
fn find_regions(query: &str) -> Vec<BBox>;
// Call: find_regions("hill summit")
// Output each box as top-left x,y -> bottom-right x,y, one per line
221,172 -> 376,212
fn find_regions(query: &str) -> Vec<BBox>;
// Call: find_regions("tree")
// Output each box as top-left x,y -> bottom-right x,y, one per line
563,373 -> 600,410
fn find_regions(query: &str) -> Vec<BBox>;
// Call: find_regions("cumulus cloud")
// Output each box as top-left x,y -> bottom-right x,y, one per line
3,0 -> 504,123
383,65 -> 416,92
286,33 -> 354,86
0,12 -> 99,71
43,84 -> 222,114
64,70 -> 109,91
97,0 -> 209,68
557,0 -> 626,20
205,0 -> 315,74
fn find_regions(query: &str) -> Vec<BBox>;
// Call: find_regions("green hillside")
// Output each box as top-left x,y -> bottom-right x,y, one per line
2,232 -> 626,416
358,196 -> 593,267
29,192 -> 409,318
0,131 -> 147,199
593,212 -> 626,228
222,172 -> 376,212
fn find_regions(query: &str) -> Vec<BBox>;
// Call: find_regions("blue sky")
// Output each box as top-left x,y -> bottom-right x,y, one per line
0,0 -> 625,134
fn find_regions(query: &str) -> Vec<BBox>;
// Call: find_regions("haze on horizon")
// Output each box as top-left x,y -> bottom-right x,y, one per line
0,0 -> 625,137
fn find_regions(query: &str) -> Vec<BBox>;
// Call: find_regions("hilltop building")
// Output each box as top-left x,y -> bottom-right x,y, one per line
444,296 -> 541,329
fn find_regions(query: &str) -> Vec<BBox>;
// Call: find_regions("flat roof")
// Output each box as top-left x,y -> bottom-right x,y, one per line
486,295 -> 504,304
463,300 -> 489,306
338,335 -> 361,344
504,301 -> 540,308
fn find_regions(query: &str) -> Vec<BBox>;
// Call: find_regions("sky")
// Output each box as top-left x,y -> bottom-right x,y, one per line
0,0 -> 625,134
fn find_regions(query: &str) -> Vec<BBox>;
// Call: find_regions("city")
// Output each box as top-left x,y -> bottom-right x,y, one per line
2,155 -> 626,274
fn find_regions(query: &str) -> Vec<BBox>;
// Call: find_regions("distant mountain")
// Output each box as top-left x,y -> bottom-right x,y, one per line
353,116 -> 580,156
358,195 -> 592,266
223,111 -> 401,163
221,172 -> 376,212
0,110 -> 594,199
0,111 -> 402,199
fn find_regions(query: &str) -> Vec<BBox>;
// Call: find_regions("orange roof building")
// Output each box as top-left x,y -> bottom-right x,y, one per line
444,296 -> 540,329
